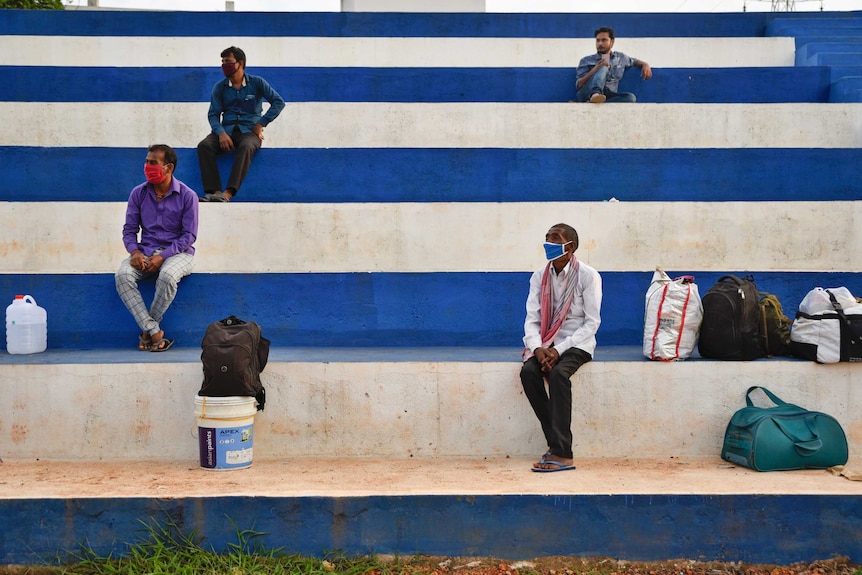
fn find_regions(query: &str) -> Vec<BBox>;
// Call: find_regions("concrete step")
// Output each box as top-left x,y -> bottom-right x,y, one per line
7,149 -> 862,203
2,347 -> 859,462
2,457 -> 861,565
3,66 -> 830,104
3,35 -> 794,69
9,102 -> 862,149
2,271 -> 859,349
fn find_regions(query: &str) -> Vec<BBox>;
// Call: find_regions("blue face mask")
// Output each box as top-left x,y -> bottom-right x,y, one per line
543,241 -> 572,261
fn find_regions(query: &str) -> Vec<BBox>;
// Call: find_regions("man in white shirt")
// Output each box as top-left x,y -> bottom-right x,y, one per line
520,223 -> 603,472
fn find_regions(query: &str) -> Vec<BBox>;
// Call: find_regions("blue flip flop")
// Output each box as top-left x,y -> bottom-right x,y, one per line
532,459 -> 576,473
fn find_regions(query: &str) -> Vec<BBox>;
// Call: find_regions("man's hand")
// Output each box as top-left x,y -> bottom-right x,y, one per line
130,251 -> 146,271
253,123 -> 265,142
640,62 -> 653,80
142,253 -> 164,273
218,131 -> 234,151
534,347 -> 560,373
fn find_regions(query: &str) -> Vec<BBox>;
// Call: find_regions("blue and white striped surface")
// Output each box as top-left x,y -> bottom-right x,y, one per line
2,9 -> 861,350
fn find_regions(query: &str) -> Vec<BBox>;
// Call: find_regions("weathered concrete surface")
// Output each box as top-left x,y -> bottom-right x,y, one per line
2,201 -> 860,274
10,102 -> 862,148
2,457 -> 861,498
2,352 -> 860,461
3,36 -> 794,68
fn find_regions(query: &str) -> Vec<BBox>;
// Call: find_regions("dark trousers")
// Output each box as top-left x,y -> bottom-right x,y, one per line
520,347 -> 592,459
197,127 -> 262,197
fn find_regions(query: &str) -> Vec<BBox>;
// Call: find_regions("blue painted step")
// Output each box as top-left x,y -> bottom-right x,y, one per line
2,271 -> 858,350
2,66 -> 831,104
7,147 -> 862,203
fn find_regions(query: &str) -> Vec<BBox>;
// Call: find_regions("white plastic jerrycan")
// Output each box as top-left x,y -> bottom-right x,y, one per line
6,294 -> 48,354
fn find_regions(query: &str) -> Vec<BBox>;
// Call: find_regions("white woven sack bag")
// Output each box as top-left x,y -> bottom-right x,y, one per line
643,268 -> 703,361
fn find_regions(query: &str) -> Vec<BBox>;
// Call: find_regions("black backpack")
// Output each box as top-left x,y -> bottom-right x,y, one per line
199,316 -> 270,410
698,275 -> 763,361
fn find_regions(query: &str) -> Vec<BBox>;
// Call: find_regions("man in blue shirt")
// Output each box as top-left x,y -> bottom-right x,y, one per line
576,27 -> 652,104
197,46 -> 285,202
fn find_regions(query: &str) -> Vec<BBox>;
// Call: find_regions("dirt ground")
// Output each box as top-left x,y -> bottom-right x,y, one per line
417,555 -> 861,575
4,554 -> 858,575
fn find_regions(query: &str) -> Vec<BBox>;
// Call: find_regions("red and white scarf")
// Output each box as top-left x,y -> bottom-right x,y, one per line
523,257 -> 580,361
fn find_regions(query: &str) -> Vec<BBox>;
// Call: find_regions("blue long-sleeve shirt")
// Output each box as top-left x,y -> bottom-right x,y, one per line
207,73 -> 285,135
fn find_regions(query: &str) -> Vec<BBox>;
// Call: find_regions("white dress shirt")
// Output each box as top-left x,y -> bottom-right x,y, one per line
522,259 -> 603,357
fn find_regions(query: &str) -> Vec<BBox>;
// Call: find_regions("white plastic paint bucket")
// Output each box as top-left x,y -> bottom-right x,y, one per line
194,395 -> 257,471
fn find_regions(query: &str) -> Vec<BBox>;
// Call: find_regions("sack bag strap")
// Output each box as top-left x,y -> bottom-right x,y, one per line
220,315 -> 246,327
745,385 -> 788,407
826,289 -> 860,346
827,289 -> 844,313
827,289 -> 853,327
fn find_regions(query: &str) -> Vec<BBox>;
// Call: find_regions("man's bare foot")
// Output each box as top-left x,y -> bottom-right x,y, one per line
138,333 -> 152,351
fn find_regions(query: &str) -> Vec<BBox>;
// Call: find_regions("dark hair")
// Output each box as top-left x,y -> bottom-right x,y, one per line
594,26 -> 615,40
221,46 -> 247,67
552,223 -> 579,250
148,144 -> 178,169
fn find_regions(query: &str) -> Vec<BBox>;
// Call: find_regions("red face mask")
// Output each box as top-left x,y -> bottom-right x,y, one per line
144,163 -> 167,185
222,62 -> 239,77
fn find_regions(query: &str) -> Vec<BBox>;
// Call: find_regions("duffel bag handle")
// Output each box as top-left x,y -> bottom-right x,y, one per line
745,386 -> 788,407
773,414 -> 823,457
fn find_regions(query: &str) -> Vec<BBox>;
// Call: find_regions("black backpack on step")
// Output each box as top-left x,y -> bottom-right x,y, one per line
698,275 -> 764,361
199,316 -> 270,410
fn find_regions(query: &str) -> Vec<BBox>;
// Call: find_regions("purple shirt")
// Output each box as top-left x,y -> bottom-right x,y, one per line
122,176 -> 199,260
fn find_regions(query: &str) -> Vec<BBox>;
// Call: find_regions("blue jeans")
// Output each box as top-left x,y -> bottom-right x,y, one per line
577,66 -> 636,103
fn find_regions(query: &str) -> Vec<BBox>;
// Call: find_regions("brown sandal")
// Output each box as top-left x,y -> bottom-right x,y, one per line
150,337 -> 175,352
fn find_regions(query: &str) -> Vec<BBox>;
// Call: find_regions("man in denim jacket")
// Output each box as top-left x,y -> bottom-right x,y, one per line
576,27 -> 652,104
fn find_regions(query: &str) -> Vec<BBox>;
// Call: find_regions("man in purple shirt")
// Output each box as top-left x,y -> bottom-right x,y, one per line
197,46 -> 285,202
116,144 -> 199,352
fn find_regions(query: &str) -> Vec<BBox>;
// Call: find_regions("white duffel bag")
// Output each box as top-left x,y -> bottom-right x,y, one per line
791,287 -> 862,364
643,268 -> 703,361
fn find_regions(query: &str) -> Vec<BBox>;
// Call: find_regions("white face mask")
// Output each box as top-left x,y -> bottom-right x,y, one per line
543,241 -> 572,261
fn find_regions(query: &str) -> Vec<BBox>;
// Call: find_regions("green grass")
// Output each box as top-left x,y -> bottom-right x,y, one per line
44,517 -> 425,575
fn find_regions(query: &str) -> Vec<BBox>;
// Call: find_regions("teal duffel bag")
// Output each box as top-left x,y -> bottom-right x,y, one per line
721,386 -> 849,471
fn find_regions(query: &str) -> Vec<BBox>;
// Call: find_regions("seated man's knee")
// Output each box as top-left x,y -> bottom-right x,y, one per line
198,135 -> 218,153
520,358 -> 543,381
548,363 -> 575,386
115,262 -> 135,283
156,270 -> 182,290
236,139 -> 260,155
